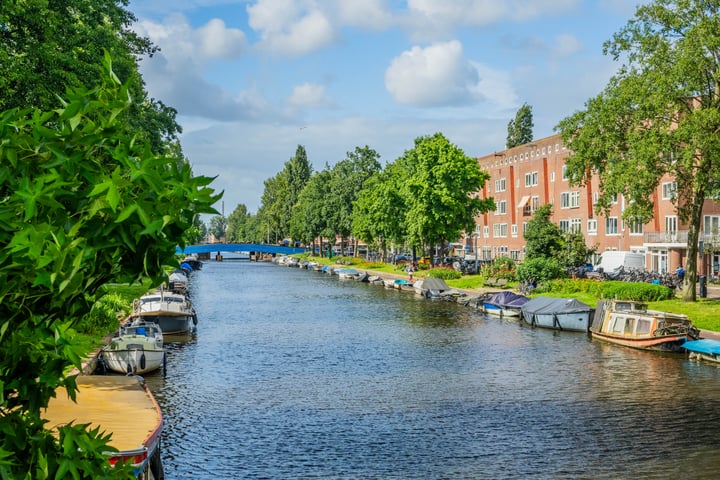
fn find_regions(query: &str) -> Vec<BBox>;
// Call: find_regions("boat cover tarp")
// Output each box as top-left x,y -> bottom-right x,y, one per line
485,291 -> 529,309
682,339 -> 720,355
521,296 -> 592,316
421,277 -> 450,291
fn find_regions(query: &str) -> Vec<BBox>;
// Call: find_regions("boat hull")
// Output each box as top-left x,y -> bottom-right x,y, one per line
482,304 -> 522,317
102,344 -> 165,375
523,312 -> 592,331
136,314 -> 194,335
683,339 -> 720,363
591,331 -> 688,352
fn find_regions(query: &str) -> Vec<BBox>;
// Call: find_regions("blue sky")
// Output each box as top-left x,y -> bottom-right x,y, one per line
128,0 -> 643,215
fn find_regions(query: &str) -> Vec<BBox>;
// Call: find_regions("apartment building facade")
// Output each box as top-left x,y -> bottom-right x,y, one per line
466,133 -> 720,277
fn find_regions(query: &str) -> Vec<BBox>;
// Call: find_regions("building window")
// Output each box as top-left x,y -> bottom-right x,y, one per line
662,181 -> 677,200
483,225 -> 489,238
493,223 -> 508,238
522,222 -> 528,235
629,219 -> 644,235
496,200 -> 507,215
665,215 -> 677,234
570,218 -> 582,232
525,171 -> 538,186
606,217 -> 619,235
704,215 -> 720,235
560,191 -> 580,209
587,219 -> 598,235
531,196 -> 540,212
550,171 -> 555,182
511,224 -> 518,237
495,178 -> 506,192
559,220 -> 570,232
562,165 -> 568,181
593,191 -> 599,204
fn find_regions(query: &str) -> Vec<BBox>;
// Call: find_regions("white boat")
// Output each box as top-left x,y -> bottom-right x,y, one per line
101,321 -> 165,375
589,299 -> 699,351
167,268 -> 188,295
521,296 -> 594,332
131,288 -> 197,335
481,291 -> 529,317
336,268 -> 360,280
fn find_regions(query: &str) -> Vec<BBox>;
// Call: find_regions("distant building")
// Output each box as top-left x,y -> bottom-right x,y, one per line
469,133 -> 720,276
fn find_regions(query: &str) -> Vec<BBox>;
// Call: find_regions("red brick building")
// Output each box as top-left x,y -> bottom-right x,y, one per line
466,133 -> 720,277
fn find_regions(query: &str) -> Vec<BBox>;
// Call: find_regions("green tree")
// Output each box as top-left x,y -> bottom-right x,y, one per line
185,214 -> 209,245
290,169 -> 331,251
209,215 -> 228,241
524,204 -> 562,260
227,204 -> 252,242
556,0 -> 720,301
397,133 -> 494,253
506,103 -> 534,148
353,168 -> 407,259
0,58 -> 219,478
257,172 -> 290,243
325,146 -> 382,250
0,0 -> 181,155
560,230 -> 598,271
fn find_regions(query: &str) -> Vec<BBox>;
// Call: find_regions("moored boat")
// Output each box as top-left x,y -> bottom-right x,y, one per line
131,288 -> 197,335
43,375 -> 164,479
521,296 -> 594,331
336,268 -> 360,280
415,277 -> 450,298
101,321 -> 165,375
589,299 -> 699,352
682,338 -> 720,363
482,291 -> 529,317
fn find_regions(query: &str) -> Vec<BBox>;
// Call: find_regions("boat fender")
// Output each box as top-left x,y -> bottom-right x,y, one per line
140,353 -> 146,370
126,363 -> 133,374
163,352 -> 167,378
192,313 -> 198,326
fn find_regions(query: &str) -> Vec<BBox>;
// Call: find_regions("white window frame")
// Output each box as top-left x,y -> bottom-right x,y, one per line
524,171 -> 538,187
495,178 -> 506,192
587,219 -> 598,235
662,181 -> 677,200
606,217 -> 619,235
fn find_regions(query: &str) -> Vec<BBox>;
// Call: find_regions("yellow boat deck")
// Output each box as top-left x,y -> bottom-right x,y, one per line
43,375 -> 162,453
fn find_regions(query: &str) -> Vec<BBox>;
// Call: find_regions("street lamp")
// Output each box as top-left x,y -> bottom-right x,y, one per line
472,232 -> 480,273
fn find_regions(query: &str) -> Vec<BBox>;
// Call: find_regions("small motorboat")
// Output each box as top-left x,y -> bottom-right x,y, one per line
130,287 -> 197,335
589,299 -> 699,351
482,291 -> 529,317
683,338 -> 720,363
101,321 -> 165,375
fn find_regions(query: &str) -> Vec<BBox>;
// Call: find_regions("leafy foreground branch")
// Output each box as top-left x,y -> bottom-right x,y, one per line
0,54 -> 219,478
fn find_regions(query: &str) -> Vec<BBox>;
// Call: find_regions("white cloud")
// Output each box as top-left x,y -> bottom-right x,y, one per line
553,33 -> 583,57
198,18 -> 247,59
247,0 -> 336,55
385,41 -> 480,107
287,83 -> 333,107
333,0 -> 394,30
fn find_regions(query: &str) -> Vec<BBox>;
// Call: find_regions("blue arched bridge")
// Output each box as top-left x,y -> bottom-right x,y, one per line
176,243 -> 306,256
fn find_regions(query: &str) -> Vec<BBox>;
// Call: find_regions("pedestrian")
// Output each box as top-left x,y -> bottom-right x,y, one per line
676,264 -> 685,281
407,263 -> 414,282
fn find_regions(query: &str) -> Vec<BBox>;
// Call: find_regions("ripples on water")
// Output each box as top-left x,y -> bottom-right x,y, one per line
143,261 -> 720,479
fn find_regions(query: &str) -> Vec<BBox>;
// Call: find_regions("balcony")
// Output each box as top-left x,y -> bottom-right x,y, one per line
644,231 -> 688,245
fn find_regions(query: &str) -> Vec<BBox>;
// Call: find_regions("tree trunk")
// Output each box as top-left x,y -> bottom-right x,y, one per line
681,191 -> 705,302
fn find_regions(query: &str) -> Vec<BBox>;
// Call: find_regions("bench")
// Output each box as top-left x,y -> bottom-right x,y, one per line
484,277 -> 509,288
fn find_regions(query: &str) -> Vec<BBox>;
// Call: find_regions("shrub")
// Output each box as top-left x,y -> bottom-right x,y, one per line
426,267 -> 462,280
516,257 -> 565,283
539,279 -> 674,301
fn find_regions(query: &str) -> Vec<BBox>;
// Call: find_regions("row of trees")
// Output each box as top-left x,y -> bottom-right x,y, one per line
224,134 -> 496,259
1,1 -> 219,477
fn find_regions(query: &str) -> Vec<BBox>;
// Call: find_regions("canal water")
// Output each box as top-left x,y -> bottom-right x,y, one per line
144,260 -> 720,479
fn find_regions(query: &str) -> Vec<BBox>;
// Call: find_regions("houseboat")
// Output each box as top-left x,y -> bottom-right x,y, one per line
590,299 -> 700,352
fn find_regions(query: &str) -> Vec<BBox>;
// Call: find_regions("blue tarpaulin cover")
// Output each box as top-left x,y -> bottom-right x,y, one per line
485,291 -> 529,309
682,339 -> 720,355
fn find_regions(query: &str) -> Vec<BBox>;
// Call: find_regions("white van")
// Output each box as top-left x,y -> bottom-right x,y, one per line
596,251 -> 646,272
